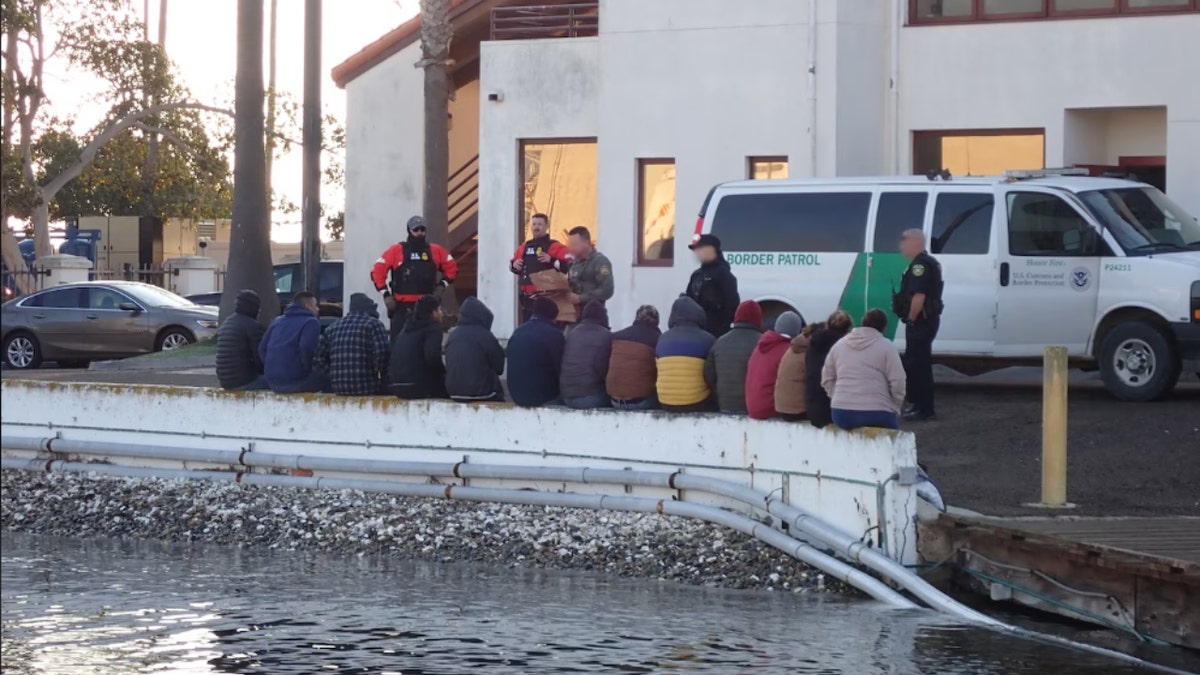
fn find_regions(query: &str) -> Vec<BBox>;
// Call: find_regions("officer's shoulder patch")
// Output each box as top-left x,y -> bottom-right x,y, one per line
912,264 -> 925,277
599,265 -> 610,276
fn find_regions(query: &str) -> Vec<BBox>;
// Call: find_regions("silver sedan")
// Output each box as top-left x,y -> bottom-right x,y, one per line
1,281 -> 218,369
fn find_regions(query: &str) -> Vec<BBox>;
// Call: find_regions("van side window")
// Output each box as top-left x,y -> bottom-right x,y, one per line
1007,192 -> 1103,257
710,192 -> 870,253
932,193 -> 992,255
873,193 -> 928,252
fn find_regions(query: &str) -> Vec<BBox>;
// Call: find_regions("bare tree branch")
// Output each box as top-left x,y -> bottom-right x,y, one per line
130,121 -> 203,163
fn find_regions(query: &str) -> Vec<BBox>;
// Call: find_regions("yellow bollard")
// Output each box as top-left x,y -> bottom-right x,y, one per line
1041,346 -> 1069,507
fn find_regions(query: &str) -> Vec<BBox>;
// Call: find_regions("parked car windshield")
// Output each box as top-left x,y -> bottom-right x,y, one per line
1079,187 -> 1200,256
121,284 -> 196,308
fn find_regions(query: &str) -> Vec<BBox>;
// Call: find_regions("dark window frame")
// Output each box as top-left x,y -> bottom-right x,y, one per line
21,286 -> 85,309
709,190 -> 873,254
873,192 -> 930,253
931,191 -> 995,255
1005,190 -> 1106,257
908,0 -> 1197,25
636,157 -> 677,267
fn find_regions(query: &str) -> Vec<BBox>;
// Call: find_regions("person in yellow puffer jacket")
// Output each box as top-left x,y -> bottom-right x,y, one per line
655,296 -> 717,412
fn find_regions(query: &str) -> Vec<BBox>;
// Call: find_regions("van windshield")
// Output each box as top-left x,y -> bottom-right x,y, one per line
1079,187 -> 1200,256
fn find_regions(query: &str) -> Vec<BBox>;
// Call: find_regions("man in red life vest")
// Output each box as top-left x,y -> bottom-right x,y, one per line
371,215 -> 458,338
510,213 -> 572,323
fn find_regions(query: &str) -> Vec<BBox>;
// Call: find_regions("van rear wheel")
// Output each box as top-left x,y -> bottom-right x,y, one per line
1098,322 -> 1180,401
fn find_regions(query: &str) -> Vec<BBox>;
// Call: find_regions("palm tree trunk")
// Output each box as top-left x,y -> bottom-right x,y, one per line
418,0 -> 451,246
222,0 -> 279,325
264,0 -> 278,208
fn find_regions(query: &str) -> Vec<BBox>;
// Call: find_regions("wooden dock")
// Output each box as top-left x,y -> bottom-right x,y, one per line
920,514 -> 1200,649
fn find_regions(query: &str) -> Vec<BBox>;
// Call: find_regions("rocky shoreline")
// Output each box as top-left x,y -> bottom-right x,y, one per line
0,470 -> 846,594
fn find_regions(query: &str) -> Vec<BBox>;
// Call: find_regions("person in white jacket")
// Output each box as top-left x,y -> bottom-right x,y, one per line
821,309 -> 907,430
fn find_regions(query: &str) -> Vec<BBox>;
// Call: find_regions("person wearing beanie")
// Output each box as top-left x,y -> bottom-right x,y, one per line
607,305 -> 662,410
744,311 -> 803,420
370,214 -> 459,339
702,299 -> 763,414
656,296 -> 717,412
559,301 -> 613,409
216,289 -> 266,389
805,310 -> 853,428
389,294 -> 448,399
445,297 -> 506,403
775,320 -> 819,422
312,291 -> 390,395
506,295 -> 566,406
685,233 -> 740,337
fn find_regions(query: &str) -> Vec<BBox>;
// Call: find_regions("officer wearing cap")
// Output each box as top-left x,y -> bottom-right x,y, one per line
894,228 -> 944,422
371,215 -> 458,339
685,233 -> 740,337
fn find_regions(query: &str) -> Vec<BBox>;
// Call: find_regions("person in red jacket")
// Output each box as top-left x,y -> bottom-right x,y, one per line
510,213 -> 572,323
371,215 -> 458,339
745,311 -> 804,420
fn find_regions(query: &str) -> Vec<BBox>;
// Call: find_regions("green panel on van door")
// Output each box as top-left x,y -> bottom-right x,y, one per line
835,252 -> 910,340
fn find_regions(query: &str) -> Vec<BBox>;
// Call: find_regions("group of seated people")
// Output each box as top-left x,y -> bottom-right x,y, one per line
215,289 -> 909,432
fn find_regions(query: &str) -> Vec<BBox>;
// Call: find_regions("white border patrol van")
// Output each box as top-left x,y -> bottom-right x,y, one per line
692,171 -> 1200,401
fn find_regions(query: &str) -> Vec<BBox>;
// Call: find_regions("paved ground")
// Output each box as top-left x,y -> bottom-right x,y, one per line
4,363 -> 1197,518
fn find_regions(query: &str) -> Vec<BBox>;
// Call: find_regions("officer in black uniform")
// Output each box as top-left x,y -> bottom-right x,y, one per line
894,229 -> 944,422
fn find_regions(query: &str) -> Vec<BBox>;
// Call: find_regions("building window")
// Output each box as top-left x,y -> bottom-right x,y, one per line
913,129 -> 1044,177
748,157 -> 789,180
637,159 -> 676,266
519,139 -> 598,243
909,0 -> 1196,23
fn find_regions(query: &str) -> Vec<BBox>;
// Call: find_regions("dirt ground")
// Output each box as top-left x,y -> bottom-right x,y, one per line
4,365 -> 1197,518
912,381 -> 1200,517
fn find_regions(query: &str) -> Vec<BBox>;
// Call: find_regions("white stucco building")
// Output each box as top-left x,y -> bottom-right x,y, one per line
334,0 -> 1200,338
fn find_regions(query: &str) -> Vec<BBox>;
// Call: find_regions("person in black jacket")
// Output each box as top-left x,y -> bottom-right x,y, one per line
685,234 -> 740,337
389,295 -> 447,399
506,296 -> 565,407
215,289 -> 265,390
444,296 -> 506,403
560,301 -> 612,409
804,310 -> 853,428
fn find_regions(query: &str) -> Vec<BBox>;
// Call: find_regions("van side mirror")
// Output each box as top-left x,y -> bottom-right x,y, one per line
118,302 -> 141,313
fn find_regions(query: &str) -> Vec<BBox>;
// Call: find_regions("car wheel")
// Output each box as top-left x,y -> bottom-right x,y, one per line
156,327 -> 195,352
1098,322 -> 1180,402
3,332 -> 43,370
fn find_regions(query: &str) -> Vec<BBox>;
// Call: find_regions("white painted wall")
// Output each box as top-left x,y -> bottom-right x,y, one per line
478,37 -> 600,334
900,14 -> 1200,215
343,42 -> 426,308
1,381 -> 921,563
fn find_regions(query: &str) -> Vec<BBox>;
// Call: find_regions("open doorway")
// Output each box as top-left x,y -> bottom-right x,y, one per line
1065,107 -> 1168,192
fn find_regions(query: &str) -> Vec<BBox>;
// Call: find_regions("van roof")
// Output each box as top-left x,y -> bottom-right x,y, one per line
716,175 -> 1145,192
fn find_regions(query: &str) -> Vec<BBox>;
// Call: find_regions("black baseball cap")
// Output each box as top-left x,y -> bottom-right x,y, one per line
688,233 -> 721,251
407,215 -> 427,231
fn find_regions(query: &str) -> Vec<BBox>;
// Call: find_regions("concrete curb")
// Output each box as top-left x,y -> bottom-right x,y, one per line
89,355 -> 217,373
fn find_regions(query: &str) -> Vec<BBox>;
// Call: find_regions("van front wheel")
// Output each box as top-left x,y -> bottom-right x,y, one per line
1098,322 -> 1180,401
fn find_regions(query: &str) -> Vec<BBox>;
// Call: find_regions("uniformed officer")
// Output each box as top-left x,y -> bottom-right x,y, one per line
895,229 -> 944,422
371,215 -> 458,339
510,213 -> 572,323
565,226 -> 613,310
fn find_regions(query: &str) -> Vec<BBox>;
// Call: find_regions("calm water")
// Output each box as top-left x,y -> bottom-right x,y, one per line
0,534 -> 1191,674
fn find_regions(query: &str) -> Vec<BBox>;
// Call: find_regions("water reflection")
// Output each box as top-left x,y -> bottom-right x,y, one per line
2,535 -> 1194,674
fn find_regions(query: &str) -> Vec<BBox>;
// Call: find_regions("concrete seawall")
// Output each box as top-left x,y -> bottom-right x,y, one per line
0,380 -> 922,564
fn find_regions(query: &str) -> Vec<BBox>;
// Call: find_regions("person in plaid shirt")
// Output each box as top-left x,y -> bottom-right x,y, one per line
314,293 -> 390,395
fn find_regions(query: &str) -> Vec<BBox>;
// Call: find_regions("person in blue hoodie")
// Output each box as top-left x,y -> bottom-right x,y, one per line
506,296 -> 565,407
259,291 -> 328,393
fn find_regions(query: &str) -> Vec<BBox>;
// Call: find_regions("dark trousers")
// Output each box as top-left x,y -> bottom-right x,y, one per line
904,318 -> 939,416
518,294 -> 535,324
388,300 -> 416,340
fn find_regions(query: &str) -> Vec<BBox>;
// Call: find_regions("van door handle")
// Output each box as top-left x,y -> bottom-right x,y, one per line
32,313 -> 46,320
85,314 -> 99,320
1000,262 -> 1010,287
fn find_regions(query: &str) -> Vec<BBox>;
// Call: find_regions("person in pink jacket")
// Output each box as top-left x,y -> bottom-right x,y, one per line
821,309 -> 906,430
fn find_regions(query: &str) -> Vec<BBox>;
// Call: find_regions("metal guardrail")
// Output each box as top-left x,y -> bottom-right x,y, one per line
490,3 -> 599,40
